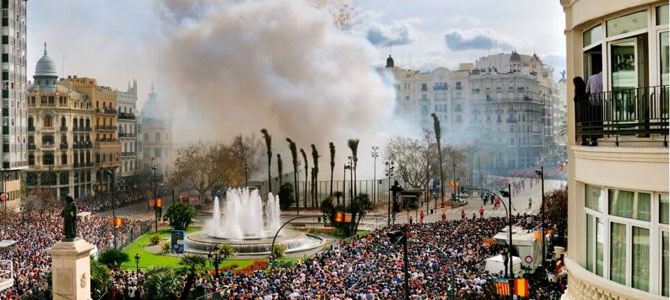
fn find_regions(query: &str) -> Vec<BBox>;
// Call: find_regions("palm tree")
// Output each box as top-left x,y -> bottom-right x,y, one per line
261,129 -> 272,193
431,113 -> 445,208
179,254 -> 207,300
286,138 -> 299,213
329,142 -> 335,196
310,144 -> 320,206
219,243 -> 236,259
277,154 -> 283,186
347,139 -> 360,196
143,267 -> 180,300
300,148 -> 308,207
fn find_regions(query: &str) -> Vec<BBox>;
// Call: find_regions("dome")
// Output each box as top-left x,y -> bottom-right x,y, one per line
34,43 -> 58,77
386,55 -> 394,68
509,51 -> 521,62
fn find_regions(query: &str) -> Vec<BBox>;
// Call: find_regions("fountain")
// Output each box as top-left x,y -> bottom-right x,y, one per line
185,188 -> 324,256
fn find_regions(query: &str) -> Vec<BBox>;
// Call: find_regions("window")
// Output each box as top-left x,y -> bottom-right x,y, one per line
596,218 -> 604,276
585,184 -> 605,212
661,194 -> 669,224
583,25 -> 602,47
155,132 -> 160,142
42,153 -> 54,165
661,31 -> 669,86
155,148 -> 161,158
657,5 -> 669,25
663,231 -> 669,297
610,222 -> 627,285
632,226 -> 650,291
43,115 -> 52,127
607,11 -> 647,37
586,214 -> 594,271
609,190 -> 650,221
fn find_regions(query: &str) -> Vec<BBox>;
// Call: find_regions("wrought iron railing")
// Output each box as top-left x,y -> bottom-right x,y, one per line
575,85 -> 668,146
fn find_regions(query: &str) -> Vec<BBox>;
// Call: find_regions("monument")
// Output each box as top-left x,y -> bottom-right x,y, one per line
49,196 -> 95,300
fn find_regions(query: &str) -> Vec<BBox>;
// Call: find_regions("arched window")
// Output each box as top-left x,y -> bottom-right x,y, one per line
28,117 -> 33,128
73,118 -> 78,128
43,115 -> 53,128
61,153 -> 67,165
79,119 -> 84,128
61,117 -> 66,128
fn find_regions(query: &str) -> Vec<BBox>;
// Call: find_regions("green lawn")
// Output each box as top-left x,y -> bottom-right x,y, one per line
120,227 -> 255,271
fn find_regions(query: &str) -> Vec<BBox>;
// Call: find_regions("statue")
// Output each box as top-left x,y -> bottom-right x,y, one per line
62,196 -> 78,241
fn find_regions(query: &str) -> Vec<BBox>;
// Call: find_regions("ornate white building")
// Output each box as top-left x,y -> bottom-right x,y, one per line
560,0 -> 668,299
116,80 -> 138,178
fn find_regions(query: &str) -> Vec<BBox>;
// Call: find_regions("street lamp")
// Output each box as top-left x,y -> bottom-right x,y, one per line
134,253 -> 140,273
387,226 -> 410,300
208,245 -> 223,278
347,156 -> 353,202
371,146 -> 379,204
151,158 -> 158,232
535,165 -> 545,266
499,184 -> 514,300
104,169 -> 118,249
384,161 -> 395,226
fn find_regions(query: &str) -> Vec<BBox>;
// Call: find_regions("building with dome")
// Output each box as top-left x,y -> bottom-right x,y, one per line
27,45 -> 95,198
0,0 -> 28,206
139,84 -> 173,177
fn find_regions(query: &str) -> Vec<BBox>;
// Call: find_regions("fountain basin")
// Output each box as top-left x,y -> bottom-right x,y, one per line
185,229 -> 325,256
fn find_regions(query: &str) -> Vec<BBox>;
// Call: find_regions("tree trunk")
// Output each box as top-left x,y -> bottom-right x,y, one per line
330,166 -> 334,196
180,273 -> 195,300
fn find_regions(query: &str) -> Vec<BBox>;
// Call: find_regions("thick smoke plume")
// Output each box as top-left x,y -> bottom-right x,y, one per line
157,0 -> 396,150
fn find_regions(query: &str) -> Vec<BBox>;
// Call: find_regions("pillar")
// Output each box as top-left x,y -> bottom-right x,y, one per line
49,239 -> 95,300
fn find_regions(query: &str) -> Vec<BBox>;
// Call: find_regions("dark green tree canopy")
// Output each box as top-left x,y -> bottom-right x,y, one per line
165,202 -> 197,230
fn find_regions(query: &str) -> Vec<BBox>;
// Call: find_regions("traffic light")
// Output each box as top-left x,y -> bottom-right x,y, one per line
387,230 -> 405,245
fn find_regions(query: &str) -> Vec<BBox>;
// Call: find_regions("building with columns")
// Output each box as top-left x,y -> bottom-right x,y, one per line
139,85 -> 173,176
560,0 -> 668,299
116,80 -> 138,179
1,0 -> 28,206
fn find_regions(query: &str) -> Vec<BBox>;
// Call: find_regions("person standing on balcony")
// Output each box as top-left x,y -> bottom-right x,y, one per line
573,76 -> 589,146
586,72 -> 603,146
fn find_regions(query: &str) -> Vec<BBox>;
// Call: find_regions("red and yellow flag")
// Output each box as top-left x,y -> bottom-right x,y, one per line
515,278 -> 529,297
495,280 -> 510,296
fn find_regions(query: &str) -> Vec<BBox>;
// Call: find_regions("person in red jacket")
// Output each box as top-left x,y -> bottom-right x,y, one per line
479,206 -> 485,218
461,209 -> 466,220
420,210 -> 425,223
441,211 -> 447,221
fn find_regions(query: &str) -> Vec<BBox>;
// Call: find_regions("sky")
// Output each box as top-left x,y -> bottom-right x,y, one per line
27,0 -> 567,110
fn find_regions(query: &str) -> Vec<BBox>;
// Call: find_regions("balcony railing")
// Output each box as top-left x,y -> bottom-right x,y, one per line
73,127 -> 92,132
118,112 -> 136,120
73,141 -> 92,149
95,125 -> 118,131
575,85 -> 669,146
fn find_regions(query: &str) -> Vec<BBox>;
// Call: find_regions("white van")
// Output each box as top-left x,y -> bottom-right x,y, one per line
483,255 -> 524,278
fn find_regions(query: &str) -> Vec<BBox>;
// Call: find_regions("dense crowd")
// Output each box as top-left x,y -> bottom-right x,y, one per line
106,216 -> 565,300
76,189 -> 147,212
0,208 -> 152,299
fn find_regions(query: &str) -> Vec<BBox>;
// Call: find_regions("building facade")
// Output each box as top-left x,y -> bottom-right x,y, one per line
386,51 -> 563,170
560,0 -> 668,299
116,80 -> 138,179
139,85 -> 173,176
27,47 -> 94,199
1,0 -> 27,206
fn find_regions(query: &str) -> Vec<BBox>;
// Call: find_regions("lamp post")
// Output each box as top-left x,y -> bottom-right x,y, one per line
151,158 -> 158,232
384,161 -> 395,226
535,165 -> 545,266
208,246 -> 223,278
371,146 -> 379,204
347,156 -> 353,202
500,184 -> 514,299
134,253 -> 140,273
387,226 -> 410,300
104,169 -> 118,250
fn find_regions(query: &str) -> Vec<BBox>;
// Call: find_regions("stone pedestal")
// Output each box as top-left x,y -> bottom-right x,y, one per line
49,239 -> 95,300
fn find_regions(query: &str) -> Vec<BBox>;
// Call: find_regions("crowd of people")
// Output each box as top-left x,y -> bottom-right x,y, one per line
76,189 -> 147,212
0,208 -> 152,299
103,216 -> 565,300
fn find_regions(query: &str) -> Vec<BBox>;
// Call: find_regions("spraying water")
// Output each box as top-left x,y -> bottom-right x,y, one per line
207,188 -> 282,240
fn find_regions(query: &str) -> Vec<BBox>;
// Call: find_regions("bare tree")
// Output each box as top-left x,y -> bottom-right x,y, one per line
231,134 -> 263,185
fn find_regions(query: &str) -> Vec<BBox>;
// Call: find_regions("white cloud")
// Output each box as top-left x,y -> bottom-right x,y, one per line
443,28 -> 515,51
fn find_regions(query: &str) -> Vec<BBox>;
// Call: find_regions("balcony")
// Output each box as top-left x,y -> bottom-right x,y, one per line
575,86 -> 669,146
118,112 -> 136,120
27,144 -> 35,150
122,151 -> 136,157
73,141 -> 92,149
73,127 -> 92,132
119,133 -> 136,138
96,108 -> 118,115
60,143 -> 68,150
95,125 -> 118,131
59,126 -> 68,131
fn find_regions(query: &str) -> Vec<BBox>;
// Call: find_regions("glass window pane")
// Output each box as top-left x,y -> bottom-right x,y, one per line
586,214 -> 594,272
661,32 -> 669,86
658,5 -> 669,25
610,222 -> 627,285
609,189 -> 634,218
632,227 -> 650,291
663,231 -> 669,297
596,218 -> 604,276
586,184 -> 605,212
583,25 -> 603,46
607,11 -> 648,37
636,193 -> 651,221
661,194 -> 669,224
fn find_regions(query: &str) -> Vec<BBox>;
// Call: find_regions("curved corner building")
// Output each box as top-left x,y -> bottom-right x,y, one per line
560,0 -> 669,299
